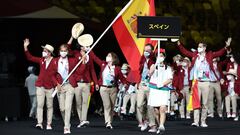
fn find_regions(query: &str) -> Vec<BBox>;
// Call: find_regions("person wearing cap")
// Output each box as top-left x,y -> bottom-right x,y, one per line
136,43 -> 157,132
52,44 -> 87,134
120,63 -> 137,117
148,49 -> 173,134
222,69 -> 240,119
91,51 -> 128,129
173,54 -> 182,66
25,66 -> 38,118
177,38 -> 231,127
67,27 -> 98,128
175,57 -> 192,119
172,54 -> 183,89
224,52 -> 240,120
23,38 -> 56,130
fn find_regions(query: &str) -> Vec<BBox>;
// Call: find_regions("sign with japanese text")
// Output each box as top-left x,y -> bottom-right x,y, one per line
137,16 -> 181,38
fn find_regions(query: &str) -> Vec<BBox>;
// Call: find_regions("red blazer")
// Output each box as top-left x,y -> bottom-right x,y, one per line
138,54 -> 155,83
25,51 -> 57,89
52,57 -> 85,88
173,65 -> 191,91
225,62 -> 240,92
178,43 -> 226,81
222,81 -> 240,96
90,52 -> 127,86
68,44 -> 98,84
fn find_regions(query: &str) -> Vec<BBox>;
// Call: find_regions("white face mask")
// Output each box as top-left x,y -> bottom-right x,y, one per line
176,60 -> 180,64
182,62 -> 187,67
42,51 -> 48,58
197,47 -> 204,53
121,70 -> 127,74
60,51 -> 68,58
227,75 -> 234,81
230,57 -> 235,62
156,57 -> 165,64
106,56 -> 112,62
144,51 -> 150,58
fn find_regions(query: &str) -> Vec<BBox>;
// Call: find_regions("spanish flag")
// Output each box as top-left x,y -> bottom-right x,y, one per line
112,0 -> 156,72
187,80 -> 201,111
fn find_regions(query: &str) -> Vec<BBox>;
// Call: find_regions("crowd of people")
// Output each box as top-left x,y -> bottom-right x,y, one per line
23,23 -> 239,135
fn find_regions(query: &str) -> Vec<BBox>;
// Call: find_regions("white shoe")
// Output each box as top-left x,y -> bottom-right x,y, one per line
218,113 -> 223,118
234,116 -> 239,121
227,113 -> 232,118
180,115 -> 185,119
35,124 -> 43,130
77,123 -> 81,128
106,123 -> 113,129
191,123 -> 199,127
156,126 -> 165,134
140,123 -> 148,131
186,115 -> 191,119
138,124 -> 142,128
232,113 -> 236,118
170,111 -> 175,116
207,114 -> 214,118
200,123 -> 208,128
64,128 -> 71,134
79,121 -> 90,128
148,127 -> 157,133
46,124 -> 52,130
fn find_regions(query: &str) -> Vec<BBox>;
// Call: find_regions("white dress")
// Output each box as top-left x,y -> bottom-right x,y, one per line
148,65 -> 173,107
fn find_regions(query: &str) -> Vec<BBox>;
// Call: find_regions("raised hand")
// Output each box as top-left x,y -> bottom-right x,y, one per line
177,40 -> 181,46
225,37 -> 232,48
23,38 -> 30,51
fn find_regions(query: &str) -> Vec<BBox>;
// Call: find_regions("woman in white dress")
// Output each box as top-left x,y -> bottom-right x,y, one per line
148,51 -> 173,134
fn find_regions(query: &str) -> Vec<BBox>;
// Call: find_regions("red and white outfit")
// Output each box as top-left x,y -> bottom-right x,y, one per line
68,44 -> 98,127
178,43 -> 227,126
91,52 -> 127,127
25,51 -> 57,127
52,56 -> 85,131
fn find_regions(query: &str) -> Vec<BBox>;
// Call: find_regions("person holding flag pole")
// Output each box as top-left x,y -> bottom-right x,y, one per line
52,44 -> 87,134
67,25 -> 99,128
146,38 -> 173,134
51,0 -> 134,98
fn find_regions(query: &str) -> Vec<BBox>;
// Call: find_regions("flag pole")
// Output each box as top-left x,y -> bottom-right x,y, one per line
52,0 -> 134,97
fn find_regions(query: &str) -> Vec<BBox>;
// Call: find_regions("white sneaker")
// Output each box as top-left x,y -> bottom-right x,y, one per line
207,114 -> 214,118
148,127 -> 157,133
200,123 -> 208,128
180,115 -> 185,119
227,113 -> 232,118
140,123 -> 148,131
35,124 -> 43,130
218,113 -> 223,118
232,113 -> 236,118
46,124 -> 52,130
106,123 -> 113,129
234,116 -> 239,121
157,126 -> 165,134
64,128 -> 71,134
170,111 -> 175,116
186,115 -> 191,119
79,121 -> 90,128
77,123 -> 81,128
138,124 -> 142,128
191,123 -> 199,127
